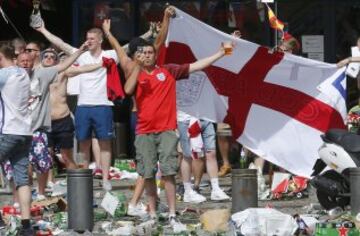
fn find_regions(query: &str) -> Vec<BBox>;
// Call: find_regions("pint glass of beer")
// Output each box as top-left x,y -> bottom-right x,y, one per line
223,41 -> 233,55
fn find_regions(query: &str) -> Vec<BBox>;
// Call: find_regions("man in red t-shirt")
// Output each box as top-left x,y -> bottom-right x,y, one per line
125,40 -> 229,225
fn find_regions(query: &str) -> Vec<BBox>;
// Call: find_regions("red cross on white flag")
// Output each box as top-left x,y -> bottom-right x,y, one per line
164,8 -> 346,177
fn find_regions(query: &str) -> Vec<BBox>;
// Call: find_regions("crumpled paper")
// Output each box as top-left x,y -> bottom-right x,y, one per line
231,208 -> 298,236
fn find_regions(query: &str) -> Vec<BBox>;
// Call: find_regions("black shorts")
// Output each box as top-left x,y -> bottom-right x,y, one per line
48,115 -> 75,149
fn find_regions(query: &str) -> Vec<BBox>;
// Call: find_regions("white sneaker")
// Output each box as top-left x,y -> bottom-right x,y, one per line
45,181 -> 55,192
211,189 -> 230,201
102,180 -> 112,192
36,194 -> 46,201
127,203 -> 147,217
183,189 -> 206,203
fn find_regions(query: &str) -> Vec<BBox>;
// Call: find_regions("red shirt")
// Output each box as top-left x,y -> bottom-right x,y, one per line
136,64 -> 189,134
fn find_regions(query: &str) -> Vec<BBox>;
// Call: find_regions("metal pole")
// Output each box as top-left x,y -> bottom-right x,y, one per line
67,169 -> 94,232
274,0 -> 278,47
231,169 -> 258,213
350,168 -> 360,216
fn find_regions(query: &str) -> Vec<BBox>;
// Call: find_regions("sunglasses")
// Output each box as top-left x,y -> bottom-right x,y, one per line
25,48 -> 39,53
44,54 -> 56,59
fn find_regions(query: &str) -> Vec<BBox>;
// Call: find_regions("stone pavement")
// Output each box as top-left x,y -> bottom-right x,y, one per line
0,173 -> 317,235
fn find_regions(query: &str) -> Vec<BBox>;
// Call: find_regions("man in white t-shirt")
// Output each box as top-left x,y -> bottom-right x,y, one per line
35,24 -> 118,191
0,42 -> 33,235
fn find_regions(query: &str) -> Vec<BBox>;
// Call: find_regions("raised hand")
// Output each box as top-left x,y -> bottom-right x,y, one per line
102,19 -> 111,34
164,6 -> 176,18
79,41 -> 90,52
134,50 -> 145,66
232,30 -> 242,38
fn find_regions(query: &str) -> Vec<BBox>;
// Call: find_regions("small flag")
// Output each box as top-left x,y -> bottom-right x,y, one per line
266,4 -> 284,31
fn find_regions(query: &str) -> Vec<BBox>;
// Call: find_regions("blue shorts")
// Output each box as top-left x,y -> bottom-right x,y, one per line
177,120 -> 216,158
75,106 -> 114,141
0,134 -> 32,189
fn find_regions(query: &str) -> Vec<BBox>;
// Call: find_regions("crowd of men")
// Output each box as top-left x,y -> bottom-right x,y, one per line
0,6 -> 237,235
2,5 -> 355,235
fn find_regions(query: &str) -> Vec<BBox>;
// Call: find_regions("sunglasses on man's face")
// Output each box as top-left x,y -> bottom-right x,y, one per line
25,48 -> 39,53
44,54 -> 56,60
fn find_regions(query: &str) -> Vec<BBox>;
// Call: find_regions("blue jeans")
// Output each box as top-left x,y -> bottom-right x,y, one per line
0,134 -> 32,188
177,120 -> 216,158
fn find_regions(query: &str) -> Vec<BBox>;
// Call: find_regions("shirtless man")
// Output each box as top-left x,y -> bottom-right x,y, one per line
47,52 -> 104,170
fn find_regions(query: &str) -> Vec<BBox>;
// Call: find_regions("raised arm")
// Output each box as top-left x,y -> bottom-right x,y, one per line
189,44 -> 226,73
54,42 -> 88,73
124,51 -> 145,95
121,22 -> 157,52
337,57 -> 360,68
102,19 -> 130,69
34,23 -> 74,55
125,65 -> 141,95
65,63 -> 102,78
154,6 -> 176,51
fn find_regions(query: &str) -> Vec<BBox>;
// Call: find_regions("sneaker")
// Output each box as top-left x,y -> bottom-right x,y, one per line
93,169 -> 103,179
183,189 -> 206,203
211,188 -> 230,201
45,181 -> 55,192
168,215 -> 180,226
36,194 -> 46,201
102,180 -> 112,191
19,228 -> 35,236
127,203 -> 147,217
218,164 -> 232,177
193,186 -> 201,194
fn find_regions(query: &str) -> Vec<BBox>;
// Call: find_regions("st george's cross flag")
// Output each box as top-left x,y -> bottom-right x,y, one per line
162,8 -> 346,177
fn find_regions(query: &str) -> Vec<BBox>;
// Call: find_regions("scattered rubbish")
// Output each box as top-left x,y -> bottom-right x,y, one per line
5,216 -> 20,236
101,192 -> 119,216
356,213 -> 360,229
328,207 -> 345,220
94,209 -> 108,221
293,214 -> 314,235
299,215 -> 320,234
31,197 -> 67,212
52,212 -> 68,230
119,170 -> 138,180
114,159 -> 137,172
114,193 -> 127,218
200,209 -> 230,232
2,205 -> 20,217
180,207 -> 202,216
315,222 -> 359,235
303,203 -> 323,212
51,180 -> 67,197
172,221 -> 187,234
100,191 -> 127,218
271,172 -> 309,200
135,219 -> 156,235
101,221 -> 112,232
231,208 -> 298,236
